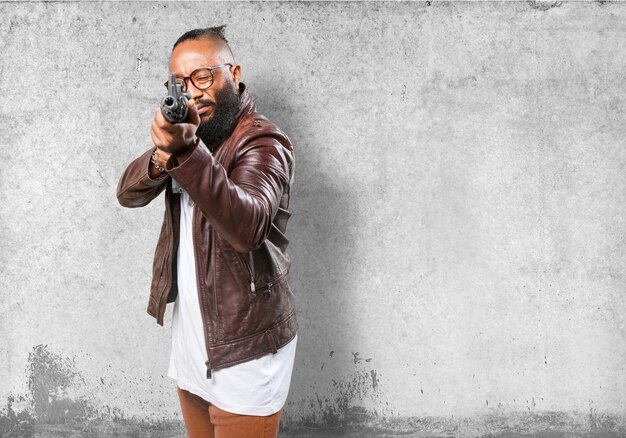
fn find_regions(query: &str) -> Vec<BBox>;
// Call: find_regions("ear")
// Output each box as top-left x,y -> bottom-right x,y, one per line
230,64 -> 241,89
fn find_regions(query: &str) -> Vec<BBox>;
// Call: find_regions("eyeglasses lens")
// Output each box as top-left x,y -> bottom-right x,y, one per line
163,68 -> 215,91
191,69 -> 214,90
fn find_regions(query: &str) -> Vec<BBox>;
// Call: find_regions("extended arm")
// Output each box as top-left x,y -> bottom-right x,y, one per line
167,132 -> 293,253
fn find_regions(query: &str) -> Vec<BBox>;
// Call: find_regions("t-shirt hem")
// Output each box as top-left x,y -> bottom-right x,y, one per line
174,379 -> 286,416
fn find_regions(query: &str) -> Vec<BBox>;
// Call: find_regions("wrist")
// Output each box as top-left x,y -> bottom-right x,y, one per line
150,150 -> 166,173
172,136 -> 200,166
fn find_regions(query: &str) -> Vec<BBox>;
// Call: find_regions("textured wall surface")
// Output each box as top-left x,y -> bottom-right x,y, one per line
1,1 -> 625,437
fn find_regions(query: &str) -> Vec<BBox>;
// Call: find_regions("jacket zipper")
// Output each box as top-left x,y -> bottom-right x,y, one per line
253,269 -> 289,295
192,206 -> 214,379
237,252 -> 289,295
242,257 -> 256,293
237,253 -> 255,292
205,359 -> 212,378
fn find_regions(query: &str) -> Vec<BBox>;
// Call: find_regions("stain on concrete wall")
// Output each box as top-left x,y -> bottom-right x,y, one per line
1,345 -> 184,437
1,1 -> 625,437
0,395 -> 34,438
527,1 -> 562,11
27,345 -> 92,424
294,363 -> 384,426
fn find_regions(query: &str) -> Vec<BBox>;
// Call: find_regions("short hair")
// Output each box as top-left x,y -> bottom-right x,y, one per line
173,25 -> 229,51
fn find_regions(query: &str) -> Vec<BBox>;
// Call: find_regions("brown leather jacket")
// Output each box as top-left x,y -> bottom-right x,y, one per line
116,85 -> 297,374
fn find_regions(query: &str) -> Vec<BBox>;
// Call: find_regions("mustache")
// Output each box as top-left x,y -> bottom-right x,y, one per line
195,99 -> 215,108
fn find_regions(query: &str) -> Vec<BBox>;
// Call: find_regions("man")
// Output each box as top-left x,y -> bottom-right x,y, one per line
117,26 -> 297,438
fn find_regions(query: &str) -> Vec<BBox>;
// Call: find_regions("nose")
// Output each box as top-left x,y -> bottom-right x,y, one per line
185,80 -> 204,100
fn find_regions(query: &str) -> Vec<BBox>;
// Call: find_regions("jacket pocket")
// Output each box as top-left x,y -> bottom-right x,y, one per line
252,269 -> 289,296
233,251 -> 255,293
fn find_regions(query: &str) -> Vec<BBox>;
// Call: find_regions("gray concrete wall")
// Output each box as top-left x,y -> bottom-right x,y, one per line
1,2 -> 625,437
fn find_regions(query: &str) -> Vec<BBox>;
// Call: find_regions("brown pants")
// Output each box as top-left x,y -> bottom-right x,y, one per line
177,387 -> 282,438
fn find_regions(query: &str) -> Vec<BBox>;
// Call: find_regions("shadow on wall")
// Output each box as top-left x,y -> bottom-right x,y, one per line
249,78 -> 381,432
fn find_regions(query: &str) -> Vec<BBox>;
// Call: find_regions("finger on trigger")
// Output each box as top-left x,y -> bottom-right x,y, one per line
151,123 -> 162,148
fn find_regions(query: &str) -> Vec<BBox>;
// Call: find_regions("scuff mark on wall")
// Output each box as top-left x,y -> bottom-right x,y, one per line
133,52 -> 144,89
135,53 -> 143,72
351,352 -> 363,364
28,344 -> 94,424
589,407 -> 620,434
370,370 -> 379,390
288,365 -> 384,429
527,1 -> 562,11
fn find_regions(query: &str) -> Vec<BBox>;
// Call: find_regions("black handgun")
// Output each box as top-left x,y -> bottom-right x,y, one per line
160,73 -> 191,194
161,73 -> 191,123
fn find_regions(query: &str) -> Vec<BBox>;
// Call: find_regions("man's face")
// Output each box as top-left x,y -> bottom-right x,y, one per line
169,38 -> 241,147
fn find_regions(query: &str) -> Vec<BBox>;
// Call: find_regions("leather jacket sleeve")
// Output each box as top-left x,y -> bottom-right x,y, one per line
167,130 -> 293,253
116,147 -> 169,208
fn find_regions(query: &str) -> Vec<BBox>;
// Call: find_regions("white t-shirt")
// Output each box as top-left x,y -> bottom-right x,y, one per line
167,190 -> 297,416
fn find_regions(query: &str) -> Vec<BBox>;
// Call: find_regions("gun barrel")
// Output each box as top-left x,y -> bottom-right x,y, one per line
168,73 -> 177,95
161,72 -> 188,123
162,96 -> 176,108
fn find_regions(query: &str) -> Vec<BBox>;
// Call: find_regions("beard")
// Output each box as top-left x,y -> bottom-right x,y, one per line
195,81 -> 240,151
